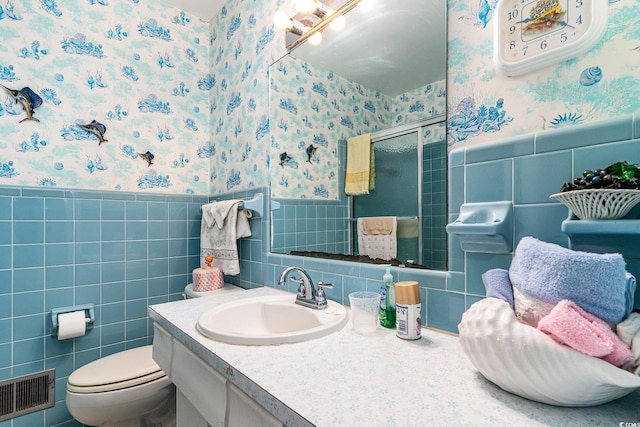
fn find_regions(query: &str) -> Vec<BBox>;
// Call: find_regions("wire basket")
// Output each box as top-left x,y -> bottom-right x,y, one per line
549,189 -> 640,220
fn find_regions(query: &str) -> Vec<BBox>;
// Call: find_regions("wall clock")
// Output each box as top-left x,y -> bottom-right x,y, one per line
493,0 -> 608,77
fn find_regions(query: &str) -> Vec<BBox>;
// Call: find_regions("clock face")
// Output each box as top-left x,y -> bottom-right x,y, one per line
494,0 -> 608,76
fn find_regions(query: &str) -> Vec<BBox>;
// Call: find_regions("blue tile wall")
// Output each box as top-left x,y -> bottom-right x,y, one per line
0,186 -> 206,426
422,140 -> 447,270
271,198 -> 351,255
448,113 -> 640,314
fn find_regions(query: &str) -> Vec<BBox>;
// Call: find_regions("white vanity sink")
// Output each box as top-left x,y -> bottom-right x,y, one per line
196,294 -> 349,345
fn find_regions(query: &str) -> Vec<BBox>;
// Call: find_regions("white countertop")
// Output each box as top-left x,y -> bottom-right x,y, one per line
149,287 -> 640,426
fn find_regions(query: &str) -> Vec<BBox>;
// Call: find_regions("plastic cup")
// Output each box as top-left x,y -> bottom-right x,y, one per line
348,291 -> 380,334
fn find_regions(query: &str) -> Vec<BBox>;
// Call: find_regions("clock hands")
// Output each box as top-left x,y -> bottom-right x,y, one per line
516,15 -> 575,29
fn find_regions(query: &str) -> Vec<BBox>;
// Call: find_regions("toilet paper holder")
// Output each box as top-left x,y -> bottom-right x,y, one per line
51,304 -> 95,337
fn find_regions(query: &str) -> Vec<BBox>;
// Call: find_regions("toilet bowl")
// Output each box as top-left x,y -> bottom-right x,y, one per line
66,345 -> 175,427
183,282 -> 243,299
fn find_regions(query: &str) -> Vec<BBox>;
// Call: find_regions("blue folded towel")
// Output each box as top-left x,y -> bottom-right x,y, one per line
509,236 -> 633,324
482,268 -> 514,308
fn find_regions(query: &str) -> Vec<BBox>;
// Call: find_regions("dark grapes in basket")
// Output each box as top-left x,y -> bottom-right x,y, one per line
560,161 -> 640,192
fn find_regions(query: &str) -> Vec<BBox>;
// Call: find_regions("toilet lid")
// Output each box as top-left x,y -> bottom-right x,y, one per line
67,345 -> 165,393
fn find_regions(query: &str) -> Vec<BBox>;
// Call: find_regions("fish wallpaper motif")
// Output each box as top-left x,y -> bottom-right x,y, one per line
1,0 -> 639,198
206,0 -> 283,196
269,53 -> 445,200
0,0 -> 211,194
269,54 -> 388,200
447,0 -> 640,148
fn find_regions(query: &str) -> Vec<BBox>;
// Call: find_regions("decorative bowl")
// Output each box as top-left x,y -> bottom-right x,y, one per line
458,298 -> 640,407
549,189 -> 640,220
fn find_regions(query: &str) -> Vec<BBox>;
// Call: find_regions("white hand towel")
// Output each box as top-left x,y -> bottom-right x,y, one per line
200,200 -> 252,276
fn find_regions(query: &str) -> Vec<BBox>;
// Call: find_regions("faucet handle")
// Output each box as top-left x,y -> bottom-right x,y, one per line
317,281 -> 333,289
315,281 -> 332,303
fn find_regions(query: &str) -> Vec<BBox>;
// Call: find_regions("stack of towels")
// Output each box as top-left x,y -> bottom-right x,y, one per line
482,236 -> 639,372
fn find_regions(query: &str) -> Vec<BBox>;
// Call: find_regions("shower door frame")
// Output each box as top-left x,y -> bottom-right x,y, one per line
351,114 -> 445,265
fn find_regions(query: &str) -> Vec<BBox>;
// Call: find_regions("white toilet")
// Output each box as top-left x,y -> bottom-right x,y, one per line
66,345 -> 175,427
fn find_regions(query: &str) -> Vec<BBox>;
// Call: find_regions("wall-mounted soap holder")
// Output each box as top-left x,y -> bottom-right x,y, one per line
446,201 -> 513,253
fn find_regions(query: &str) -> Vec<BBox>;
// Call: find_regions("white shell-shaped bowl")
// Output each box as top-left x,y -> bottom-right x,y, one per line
458,298 -> 640,407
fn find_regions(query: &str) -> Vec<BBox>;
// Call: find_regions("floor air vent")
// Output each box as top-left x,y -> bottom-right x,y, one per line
0,369 -> 55,421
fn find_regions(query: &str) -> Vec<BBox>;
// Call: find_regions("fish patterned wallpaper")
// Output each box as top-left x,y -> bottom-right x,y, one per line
393,80 -> 446,128
269,53 -> 445,200
269,54 -> 388,200
447,0 -> 640,149
0,0 -> 211,194
207,0 -> 450,199
2,0 -> 637,198
206,0 -> 285,196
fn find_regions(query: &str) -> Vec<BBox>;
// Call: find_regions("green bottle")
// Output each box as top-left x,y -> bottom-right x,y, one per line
379,265 -> 396,328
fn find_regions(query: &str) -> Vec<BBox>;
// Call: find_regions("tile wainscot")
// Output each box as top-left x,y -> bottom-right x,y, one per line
148,287 -> 640,426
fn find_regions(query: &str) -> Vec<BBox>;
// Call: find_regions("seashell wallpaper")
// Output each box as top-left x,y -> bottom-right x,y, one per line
446,0 -> 640,148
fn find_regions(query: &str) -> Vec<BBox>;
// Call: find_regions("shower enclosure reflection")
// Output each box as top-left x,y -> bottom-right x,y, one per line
353,122 -> 447,270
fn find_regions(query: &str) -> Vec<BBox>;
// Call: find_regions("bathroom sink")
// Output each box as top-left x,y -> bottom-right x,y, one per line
196,294 -> 349,345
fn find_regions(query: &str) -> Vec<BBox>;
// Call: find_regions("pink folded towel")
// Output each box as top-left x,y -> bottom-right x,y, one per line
538,300 -> 634,367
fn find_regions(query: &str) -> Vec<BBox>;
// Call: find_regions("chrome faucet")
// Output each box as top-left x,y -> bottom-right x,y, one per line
277,266 -> 333,309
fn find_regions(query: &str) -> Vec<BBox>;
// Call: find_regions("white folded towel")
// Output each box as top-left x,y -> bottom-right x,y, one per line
617,312 -> 640,374
200,200 -> 252,276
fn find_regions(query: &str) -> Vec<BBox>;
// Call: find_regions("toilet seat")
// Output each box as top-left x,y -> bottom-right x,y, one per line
67,346 -> 165,393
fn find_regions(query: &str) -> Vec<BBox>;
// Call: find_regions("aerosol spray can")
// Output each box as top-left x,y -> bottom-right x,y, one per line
395,281 -> 421,340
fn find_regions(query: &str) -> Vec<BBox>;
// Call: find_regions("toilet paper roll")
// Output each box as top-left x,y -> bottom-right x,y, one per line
57,310 -> 87,340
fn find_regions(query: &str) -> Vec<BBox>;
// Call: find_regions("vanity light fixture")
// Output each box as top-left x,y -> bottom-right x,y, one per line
308,32 -> 323,45
297,0 -> 331,19
273,11 -> 308,36
274,0 -> 364,51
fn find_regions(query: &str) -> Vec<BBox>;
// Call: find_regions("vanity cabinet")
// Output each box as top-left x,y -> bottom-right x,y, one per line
152,323 -> 283,427
149,287 -> 640,426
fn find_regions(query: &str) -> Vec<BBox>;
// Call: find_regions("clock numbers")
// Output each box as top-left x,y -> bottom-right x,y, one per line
494,0 -> 608,76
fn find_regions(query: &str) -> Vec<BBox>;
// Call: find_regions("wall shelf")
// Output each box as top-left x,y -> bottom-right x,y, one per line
561,212 -> 640,258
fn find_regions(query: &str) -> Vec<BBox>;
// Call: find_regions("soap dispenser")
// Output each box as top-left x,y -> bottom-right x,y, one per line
379,265 -> 396,328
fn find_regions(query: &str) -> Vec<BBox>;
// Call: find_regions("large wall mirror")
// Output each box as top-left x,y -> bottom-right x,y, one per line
269,0 -> 447,270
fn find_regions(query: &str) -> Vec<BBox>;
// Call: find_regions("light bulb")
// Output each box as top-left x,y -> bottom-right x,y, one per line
273,10 -> 292,29
359,0 -> 374,13
329,15 -> 346,31
308,31 -> 323,45
296,0 -> 316,13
